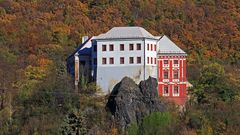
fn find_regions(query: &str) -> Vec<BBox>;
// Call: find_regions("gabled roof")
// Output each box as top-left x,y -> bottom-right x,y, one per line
96,27 -> 157,40
158,35 -> 186,55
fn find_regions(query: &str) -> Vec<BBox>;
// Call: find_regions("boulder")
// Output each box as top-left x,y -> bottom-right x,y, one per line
106,77 -> 166,131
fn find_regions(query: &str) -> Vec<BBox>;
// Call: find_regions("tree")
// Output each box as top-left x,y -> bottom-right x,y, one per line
61,110 -> 87,135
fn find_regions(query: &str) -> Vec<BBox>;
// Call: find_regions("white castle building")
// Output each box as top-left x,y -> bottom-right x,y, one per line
67,27 -> 188,105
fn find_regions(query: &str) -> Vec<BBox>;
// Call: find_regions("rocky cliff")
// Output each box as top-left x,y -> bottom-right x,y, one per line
106,77 -> 166,131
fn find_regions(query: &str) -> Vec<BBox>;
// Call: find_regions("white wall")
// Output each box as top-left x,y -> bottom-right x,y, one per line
96,39 -> 145,93
144,39 -> 158,79
94,38 -> 160,93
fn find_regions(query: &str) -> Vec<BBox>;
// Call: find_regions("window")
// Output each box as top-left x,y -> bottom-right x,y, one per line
102,58 -> 106,64
94,58 -> 97,65
147,44 -> 149,50
174,60 -> 178,64
163,86 -> 169,96
164,71 -> 168,79
120,57 -> 124,64
174,71 -> 179,79
93,45 -> 97,52
120,44 -> 124,51
147,57 -> 150,64
151,57 -> 153,64
109,57 -> 114,64
164,60 -> 168,64
154,44 -> 156,51
154,58 -> 156,64
173,86 -> 179,96
137,57 -> 141,64
129,44 -> 134,50
129,57 -> 134,64
109,44 -> 114,51
137,43 -> 141,50
102,45 -> 106,51
151,44 -> 153,51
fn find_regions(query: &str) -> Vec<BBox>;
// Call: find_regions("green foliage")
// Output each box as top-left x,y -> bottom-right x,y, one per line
61,110 -> 87,135
190,63 -> 238,103
141,112 -> 172,135
126,112 -> 177,135
0,47 -> 17,64
127,122 -> 138,135
17,80 -> 39,101
24,66 -> 47,80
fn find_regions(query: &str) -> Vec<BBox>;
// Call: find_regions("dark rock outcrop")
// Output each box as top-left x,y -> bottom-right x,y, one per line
106,77 -> 166,131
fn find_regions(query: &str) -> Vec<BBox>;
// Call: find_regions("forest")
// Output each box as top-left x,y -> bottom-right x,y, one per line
0,0 -> 240,134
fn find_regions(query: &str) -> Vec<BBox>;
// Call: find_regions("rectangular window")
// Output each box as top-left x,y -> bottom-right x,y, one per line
164,60 -> 168,64
109,44 -> 114,51
163,86 -> 169,96
174,71 -> 179,79
93,45 -> 97,52
120,57 -> 124,64
137,57 -> 141,64
129,57 -> 134,64
102,58 -> 106,64
151,57 -> 153,64
164,71 -> 168,79
129,44 -> 134,51
120,44 -> 124,51
147,44 -> 149,50
151,44 -> 153,51
174,60 -> 178,64
173,86 -> 179,96
154,58 -> 156,64
154,44 -> 156,51
137,43 -> 141,50
102,45 -> 106,51
109,57 -> 114,64
147,57 -> 149,64
94,58 -> 97,65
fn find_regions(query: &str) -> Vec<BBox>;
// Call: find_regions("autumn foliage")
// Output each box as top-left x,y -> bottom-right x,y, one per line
0,0 -> 240,134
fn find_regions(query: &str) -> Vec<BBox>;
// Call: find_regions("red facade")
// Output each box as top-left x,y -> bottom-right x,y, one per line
158,55 -> 187,105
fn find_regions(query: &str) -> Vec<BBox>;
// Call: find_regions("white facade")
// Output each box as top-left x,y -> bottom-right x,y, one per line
94,38 -> 159,93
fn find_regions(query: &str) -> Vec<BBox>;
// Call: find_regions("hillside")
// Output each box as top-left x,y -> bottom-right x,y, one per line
0,0 -> 240,134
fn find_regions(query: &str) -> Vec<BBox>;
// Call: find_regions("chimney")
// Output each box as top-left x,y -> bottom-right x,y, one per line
82,36 -> 89,44
74,53 -> 79,89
